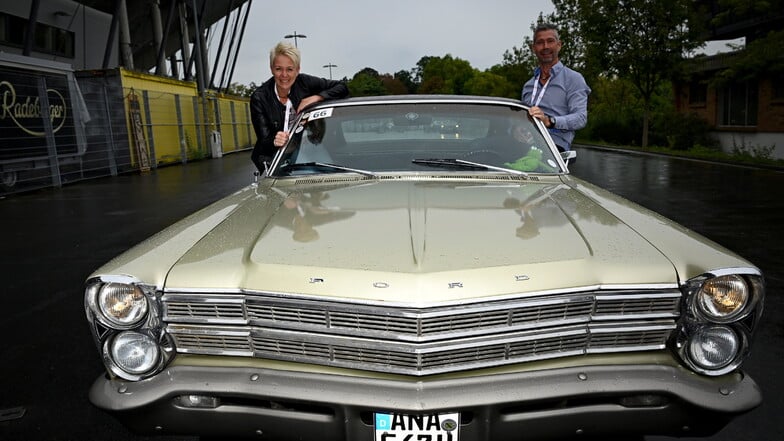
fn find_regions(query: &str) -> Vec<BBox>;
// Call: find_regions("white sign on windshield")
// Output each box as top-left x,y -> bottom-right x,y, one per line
307,108 -> 333,121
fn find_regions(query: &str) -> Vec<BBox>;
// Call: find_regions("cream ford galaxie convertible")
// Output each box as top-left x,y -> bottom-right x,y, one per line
85,95 -> 764,440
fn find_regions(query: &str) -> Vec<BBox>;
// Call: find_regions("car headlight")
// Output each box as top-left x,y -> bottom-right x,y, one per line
695,274 -> 749,322
97,282 -> 149,328
686,325 -> 740,371
85,277 -> 174,380
109,331 -> 160,376
676,271 -> 763,376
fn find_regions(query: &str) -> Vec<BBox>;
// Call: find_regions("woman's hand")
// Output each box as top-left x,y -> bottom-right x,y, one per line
273,131 -> 290,148
297,95 -> 324,113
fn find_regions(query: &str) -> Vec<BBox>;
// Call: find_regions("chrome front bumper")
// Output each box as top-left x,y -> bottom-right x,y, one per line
90,362 -> 761,440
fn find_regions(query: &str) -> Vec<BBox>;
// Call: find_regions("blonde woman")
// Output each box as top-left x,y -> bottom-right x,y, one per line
250,42 -> 348,172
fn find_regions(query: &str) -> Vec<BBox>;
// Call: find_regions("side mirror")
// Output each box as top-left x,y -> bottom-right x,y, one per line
561,150 -> 577,162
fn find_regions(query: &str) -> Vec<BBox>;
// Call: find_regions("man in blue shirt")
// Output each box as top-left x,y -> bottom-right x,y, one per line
521,23 -> 591,152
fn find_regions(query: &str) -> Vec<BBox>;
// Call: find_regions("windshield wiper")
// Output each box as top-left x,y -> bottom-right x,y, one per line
281,162 -> 376,177
412,158 -> 528,176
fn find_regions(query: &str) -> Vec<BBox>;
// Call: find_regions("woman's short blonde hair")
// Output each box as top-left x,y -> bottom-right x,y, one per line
269,42 -> 301,68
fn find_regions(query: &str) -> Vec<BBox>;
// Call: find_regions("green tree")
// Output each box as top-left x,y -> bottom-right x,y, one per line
393,70 -> 417,93
577,0 -> 704,148
380,74 -> 408,95
711,0 -> 784,29
546,2 -> 587,74
709,29 -> 784,86
581,76 -> 645,145
348,68 -> 385,96
463,71 -> 518,98
411,56 -> 436,87
693,0 -> 784,89
733,29 -> 784,74
225,81 -> 257,97
488,46 -> 535,98
418,55 -> 475,94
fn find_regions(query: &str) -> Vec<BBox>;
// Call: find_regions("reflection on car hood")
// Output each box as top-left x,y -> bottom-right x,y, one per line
163,177 -> 678,302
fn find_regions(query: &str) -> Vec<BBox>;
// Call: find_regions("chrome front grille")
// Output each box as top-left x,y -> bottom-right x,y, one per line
162,289 -> 680,375
166,299 -> 245,322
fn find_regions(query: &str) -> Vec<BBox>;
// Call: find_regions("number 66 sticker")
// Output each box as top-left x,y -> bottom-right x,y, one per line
306,108 -> 333,121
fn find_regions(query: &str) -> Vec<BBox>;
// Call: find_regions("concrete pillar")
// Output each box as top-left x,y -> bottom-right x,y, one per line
150,0 -> 167,75
178,0 -> 192,80
170,53 -> 179,78
118,0 -> 134,69
23,0 -> 40,56
189,0 -> 206,94
199,27 -> 210,90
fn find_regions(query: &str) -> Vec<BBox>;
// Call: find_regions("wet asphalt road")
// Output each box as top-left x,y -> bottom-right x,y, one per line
571,147 -> 784,441
0,147 -> 781,441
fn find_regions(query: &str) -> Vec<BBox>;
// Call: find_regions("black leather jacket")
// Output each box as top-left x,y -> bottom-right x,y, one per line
249,73 -> 348,170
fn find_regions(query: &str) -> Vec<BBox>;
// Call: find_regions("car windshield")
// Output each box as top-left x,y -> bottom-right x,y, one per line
271,102 -> 563,177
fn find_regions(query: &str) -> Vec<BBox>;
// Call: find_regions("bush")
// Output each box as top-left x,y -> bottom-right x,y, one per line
654,112 -> 718,151
732,140 -> 776,160
582,112 -> 643,146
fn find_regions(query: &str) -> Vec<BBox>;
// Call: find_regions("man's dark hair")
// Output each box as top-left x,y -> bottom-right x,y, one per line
533,23 -> 560,41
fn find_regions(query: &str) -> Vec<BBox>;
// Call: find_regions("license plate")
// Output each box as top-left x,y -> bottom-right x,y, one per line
374,412 -> 459,441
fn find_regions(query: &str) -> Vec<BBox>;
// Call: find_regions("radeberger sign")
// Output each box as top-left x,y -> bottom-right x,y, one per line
0,64 -> 77,161
0,80 -> 67,136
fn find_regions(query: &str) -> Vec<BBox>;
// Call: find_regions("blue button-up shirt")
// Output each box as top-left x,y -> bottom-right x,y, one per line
521,62 -> 590,151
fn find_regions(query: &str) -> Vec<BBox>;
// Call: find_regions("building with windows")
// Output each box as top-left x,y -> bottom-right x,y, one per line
674,1 -> 784,159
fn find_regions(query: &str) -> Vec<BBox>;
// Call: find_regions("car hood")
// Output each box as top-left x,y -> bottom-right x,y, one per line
161,177 -> 680,302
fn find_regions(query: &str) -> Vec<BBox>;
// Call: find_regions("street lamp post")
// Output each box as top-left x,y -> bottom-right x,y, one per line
283,31 -> 307,48
323,63 -> 337,79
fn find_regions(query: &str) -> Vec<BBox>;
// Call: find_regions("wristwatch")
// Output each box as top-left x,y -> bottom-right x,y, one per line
548,115 -> 556,128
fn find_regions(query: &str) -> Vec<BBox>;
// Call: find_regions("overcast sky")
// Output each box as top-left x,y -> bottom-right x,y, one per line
221,0 -> 554,86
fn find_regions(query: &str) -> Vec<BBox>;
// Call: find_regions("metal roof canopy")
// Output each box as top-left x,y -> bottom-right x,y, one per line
44,0 -> 252,92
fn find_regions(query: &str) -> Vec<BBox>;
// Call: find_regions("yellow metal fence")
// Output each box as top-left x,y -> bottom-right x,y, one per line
120,69 -> 253,168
